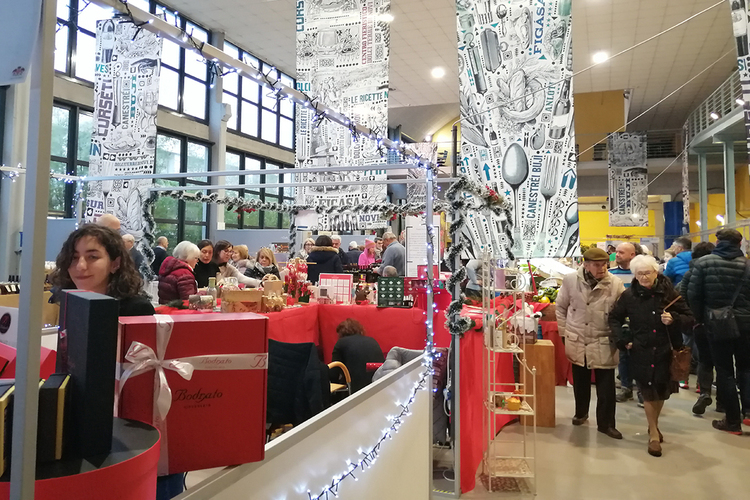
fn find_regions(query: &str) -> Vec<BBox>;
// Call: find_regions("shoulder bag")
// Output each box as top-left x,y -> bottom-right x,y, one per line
663,295 -> 691,382
704,260 -> 750,342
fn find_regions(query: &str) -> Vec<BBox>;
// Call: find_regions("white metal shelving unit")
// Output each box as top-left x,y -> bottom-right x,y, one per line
480,254 -> 537,496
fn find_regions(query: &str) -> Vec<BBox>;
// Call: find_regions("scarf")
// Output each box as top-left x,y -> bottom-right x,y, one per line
712,240 -> 744,259
583,269 -> 600,290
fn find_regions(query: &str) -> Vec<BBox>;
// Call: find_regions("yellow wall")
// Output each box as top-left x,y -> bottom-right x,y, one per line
689,193 -> 726,242
579,209 -> 658,245
574,91 -> 626,162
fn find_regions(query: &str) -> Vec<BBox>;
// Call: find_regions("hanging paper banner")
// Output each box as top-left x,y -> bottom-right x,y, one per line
0,0 -> 41,85
406,142 -> 439,200
85,18 -> 162,245
456,0 -> 578,258
682,127 -> 690,227
729,0 -> 750,171
295,0 -> 391,230
608,132 -> 648,227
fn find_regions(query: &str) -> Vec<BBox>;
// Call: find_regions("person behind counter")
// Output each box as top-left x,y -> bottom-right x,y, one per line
50,224 -> 155,316
331,319 -> 385,393
306,235 -> 343,284
245,247 -> 281,280
213,240 -> 260,287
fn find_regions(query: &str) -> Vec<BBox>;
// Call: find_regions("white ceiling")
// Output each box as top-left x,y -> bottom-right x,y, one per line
161,0 -> 736,139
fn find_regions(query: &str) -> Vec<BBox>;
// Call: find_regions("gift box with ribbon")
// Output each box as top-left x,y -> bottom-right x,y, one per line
117,313 -> 269,475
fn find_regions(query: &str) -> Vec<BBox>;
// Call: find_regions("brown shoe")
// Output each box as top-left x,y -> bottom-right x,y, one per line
598,427 -> 623,439
647,440 -> 662,457
572,414 -> 588,426
648,428 -> 664,443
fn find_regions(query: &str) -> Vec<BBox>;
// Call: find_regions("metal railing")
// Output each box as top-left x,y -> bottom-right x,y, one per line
685,70 -> 742,141
576,130 -> 683,161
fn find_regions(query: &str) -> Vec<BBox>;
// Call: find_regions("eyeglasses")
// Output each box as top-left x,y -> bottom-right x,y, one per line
635,271 -> 655,278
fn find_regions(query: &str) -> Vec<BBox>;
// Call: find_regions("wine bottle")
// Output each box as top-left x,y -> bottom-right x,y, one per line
732,0 -> 749,57
549,78 -> 571,140
207,277 -> 218,307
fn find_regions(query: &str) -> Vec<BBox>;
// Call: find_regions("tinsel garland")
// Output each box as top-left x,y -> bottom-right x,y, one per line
288,210 -> 298,259
443,178 -> 515,337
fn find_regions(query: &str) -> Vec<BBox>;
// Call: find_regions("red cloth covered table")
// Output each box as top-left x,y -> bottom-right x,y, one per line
539,320 -> 573,386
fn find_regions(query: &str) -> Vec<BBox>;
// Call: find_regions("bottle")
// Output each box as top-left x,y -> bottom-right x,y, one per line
732,0 -> 749,57
549,78 -> 571,140
537,323 -> 543,340
207,277 -> 218,307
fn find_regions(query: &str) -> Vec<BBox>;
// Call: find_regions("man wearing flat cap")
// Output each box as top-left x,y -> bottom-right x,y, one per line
557,248 -> 626,438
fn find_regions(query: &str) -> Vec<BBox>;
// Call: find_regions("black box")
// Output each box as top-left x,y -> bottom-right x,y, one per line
57,291 -> 119,458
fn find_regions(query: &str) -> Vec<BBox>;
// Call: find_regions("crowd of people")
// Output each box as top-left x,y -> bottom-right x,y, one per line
558,231 -> 750,458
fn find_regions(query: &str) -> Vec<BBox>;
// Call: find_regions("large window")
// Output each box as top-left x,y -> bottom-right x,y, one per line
222,44 -> 296,150
152,134 -> 211,243
55,0 -> 210,121
223,151 -> 294,230
49,103 -> 93,217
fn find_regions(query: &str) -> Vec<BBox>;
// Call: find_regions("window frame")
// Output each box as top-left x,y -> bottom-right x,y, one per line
49,101 -> 93,218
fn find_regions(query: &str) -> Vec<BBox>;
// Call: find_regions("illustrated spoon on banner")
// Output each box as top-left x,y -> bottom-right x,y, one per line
558,202 -> 580,257
501,143 -> 529,253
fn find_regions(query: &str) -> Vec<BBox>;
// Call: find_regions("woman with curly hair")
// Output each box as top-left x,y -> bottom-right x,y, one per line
50,224 -> 154,316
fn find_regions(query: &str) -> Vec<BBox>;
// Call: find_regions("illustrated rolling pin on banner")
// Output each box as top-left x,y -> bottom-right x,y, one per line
456,0 -> 579,259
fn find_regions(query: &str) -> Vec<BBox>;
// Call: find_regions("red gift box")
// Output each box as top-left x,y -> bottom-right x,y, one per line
0,343 -> 56,380
117,313 -> 269,475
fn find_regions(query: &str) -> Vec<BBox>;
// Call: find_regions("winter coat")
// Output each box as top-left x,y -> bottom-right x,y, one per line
158,257 -> 197,304
266,339 -> 330,426
664,251 -> 691,285
230,258 -> 254,276
337,248 -> 348,265
345,249 -> 363,264
610,274 -> 693,386
687,242 -> 750,326
151,246 -> 167,276
244,262 -> 280,281
331,334 -> 385,393
306,246 -> 343,284
556,267 -> 625,369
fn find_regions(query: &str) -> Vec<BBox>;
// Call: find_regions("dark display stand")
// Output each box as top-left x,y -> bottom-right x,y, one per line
0,418 -> 160,500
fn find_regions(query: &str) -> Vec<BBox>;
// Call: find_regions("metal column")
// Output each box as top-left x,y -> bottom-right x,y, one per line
207,30 -> 227,240
11,0 -> 56,498
698,152 -> 709,241
723,141 -> 736,224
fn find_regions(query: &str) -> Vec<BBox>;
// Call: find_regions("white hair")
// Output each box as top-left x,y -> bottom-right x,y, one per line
173,241 -> 200,261
121,234 -> 135,243
382,232 -> 397,240
630,255 -> 659,275
349,240 -> 359,249
331,235 -> 341,242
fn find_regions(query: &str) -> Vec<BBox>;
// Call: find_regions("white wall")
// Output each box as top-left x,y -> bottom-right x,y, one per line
178,356 -> 430,500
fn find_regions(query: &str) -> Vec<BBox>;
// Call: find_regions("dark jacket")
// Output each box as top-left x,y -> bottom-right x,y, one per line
193,260 -> 220,288
331,335 -> 385,393
119,295 -> 156,317
610,275 -> 693,387
664,250 -> 691,285
337,247 -> 348,265
306,246 -> 343,284
244,262 -> 281,281
345,249 -> 363,264
687,242 -> 750,325
158,257 -> 197,304
151,246 -> 167,276
266,339 -> 330,426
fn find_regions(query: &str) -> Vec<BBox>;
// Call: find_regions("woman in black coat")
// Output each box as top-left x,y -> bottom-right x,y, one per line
609,255 -> 693,458
305,235 -> 343,284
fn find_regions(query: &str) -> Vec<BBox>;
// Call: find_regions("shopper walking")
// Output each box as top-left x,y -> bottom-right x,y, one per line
378,232 -> 406,276
664,237 -> 692,285
679,241 -> 719,414
610,255 -> 694,457
556,248 -> 625,439
346,240 -> 363,264
331,235 -> 348,265
151,236 -> 169,276
358,239 -> 377,267
687,229 -> 750,434
609,243 -> 641,404
306,235 -> 344,284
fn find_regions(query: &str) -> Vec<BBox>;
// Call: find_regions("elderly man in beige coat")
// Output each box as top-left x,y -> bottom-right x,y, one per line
557,247 -> 626,439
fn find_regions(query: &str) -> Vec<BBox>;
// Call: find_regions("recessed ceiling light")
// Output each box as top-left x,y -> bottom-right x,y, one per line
431,67 -> 446,79
379,13 -> 394,23
592,51 -> 609,64
425,134 -> 433,142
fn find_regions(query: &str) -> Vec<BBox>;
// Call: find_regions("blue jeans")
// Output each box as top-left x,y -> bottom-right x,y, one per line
618,349 -> 633,390
709,332 -> 750,426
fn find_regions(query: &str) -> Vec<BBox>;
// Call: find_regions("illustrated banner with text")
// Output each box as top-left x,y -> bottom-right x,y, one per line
295,0 -> 391,230
86,18 -> 162,246
456,0 -> 578,258
608,132 -> 649,227
730,0 -> 750,170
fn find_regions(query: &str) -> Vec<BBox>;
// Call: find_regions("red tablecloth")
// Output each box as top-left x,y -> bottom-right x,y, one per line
260,305 -> 319,344
459,327 -> 515,492
540,320 -> 573,386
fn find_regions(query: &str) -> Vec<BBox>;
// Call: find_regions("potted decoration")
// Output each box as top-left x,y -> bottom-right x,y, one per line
284,258 -> 312,304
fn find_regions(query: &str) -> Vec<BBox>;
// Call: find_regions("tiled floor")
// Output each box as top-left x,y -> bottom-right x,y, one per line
459,377 -> 749,499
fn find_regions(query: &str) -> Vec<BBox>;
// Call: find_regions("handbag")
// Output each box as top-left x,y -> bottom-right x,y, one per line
664,298 -> 692,382
704,260 -> 750,342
